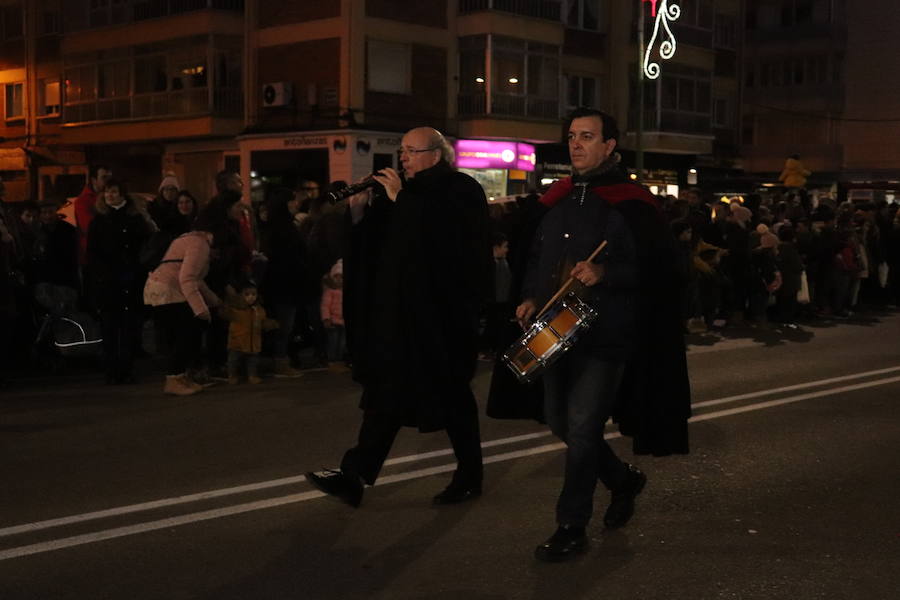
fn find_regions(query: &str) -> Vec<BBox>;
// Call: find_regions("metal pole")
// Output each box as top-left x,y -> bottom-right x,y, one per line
636,2 -> 645,184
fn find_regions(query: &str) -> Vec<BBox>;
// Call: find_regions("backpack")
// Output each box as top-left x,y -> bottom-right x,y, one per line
139,230 -> 178,271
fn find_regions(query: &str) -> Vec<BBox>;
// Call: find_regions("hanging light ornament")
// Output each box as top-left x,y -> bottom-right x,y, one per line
642,0 -> 681,80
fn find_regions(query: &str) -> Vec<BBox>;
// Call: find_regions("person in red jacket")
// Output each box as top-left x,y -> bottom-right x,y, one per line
74,165 -> 112,267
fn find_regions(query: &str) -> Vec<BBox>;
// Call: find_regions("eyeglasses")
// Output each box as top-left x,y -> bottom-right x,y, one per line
399,146 -> 438,156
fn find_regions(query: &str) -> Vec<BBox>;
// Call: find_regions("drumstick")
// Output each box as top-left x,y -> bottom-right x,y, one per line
535,240 -> 608,319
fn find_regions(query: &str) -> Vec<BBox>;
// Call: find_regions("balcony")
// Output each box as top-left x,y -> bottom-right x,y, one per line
458,92 -> 559,120
629,109 -> 713,136
63,87 -> 242,125
63,0 -> 244,32
458,0 -> 562,22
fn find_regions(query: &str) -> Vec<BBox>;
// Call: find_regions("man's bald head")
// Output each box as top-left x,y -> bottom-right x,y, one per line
400,127 -> 455,178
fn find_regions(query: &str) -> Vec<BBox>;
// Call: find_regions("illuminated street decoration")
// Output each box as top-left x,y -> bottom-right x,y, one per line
643,0 -> 680,80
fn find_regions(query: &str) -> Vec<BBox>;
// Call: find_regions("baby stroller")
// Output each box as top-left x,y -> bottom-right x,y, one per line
32,283 -> 103,370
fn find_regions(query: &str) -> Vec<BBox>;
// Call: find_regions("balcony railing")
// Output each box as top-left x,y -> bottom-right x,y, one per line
64,87 -> 242,125
76,0 -> 244,31
458,92 -> 560,120
629,109 -> 713,136
458,0 -> 562,21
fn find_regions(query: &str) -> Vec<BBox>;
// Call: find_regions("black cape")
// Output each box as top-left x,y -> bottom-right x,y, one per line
345,161 -> 492,433
487,171 -> 691,456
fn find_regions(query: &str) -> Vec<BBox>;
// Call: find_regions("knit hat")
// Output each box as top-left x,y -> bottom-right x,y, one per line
158,175 -> 180,192
330,259 -> 343,278
756,224 -> 779,250
730,205 -> 752,225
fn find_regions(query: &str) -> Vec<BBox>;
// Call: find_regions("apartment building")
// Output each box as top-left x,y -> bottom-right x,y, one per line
0,0 -> 245,203
2,0 -> 748,204
742,0 -> 900,200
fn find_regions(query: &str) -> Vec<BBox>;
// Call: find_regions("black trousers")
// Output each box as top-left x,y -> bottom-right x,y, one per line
340,387 -> 483,488
155,302 -> 204,376
100,308 -> 142,379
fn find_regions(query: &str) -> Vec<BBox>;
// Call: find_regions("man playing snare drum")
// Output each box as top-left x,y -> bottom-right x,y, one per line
516,108 -> 691,562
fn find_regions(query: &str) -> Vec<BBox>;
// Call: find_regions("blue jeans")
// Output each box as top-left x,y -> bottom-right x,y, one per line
544,350 -> 627,528
228,350 -> 259,378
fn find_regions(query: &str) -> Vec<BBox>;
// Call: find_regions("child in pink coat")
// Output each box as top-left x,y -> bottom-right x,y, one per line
320,259 -> 347,372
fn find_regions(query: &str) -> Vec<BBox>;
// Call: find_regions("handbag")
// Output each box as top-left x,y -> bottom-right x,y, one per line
797,270 -> 810,304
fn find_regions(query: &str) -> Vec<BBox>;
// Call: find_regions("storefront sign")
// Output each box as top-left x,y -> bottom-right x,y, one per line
283,136 -> 328,148
455,140 -> 536,172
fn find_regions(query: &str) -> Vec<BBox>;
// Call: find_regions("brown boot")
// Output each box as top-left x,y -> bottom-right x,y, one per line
164,373 -> 202,396
272,358 -> 303,378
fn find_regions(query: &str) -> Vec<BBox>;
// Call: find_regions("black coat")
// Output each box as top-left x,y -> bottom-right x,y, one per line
33,220 -> 79,290
87,205 -> 152,312
521,174 -> 639,359
263,217 -> 307,304
345,161 -> 491,432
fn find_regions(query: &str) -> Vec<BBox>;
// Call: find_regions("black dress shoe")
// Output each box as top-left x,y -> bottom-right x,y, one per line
603,464 -> 647,529
306,469 -> 364,508
432,483 -> 482,505
534,525 -> 587,562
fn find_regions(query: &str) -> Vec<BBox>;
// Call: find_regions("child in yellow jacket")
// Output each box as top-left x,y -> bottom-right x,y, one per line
220,280 -> 278,384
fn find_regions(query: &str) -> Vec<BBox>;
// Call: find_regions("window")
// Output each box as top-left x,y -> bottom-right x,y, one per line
1,3 -> 24,40
660,68 -> 711,113
678,0 -> 714,30
793,59 -> 804,85
38,0 -> 61,35
88,0 -> 130,28
714,14 -> 736,49
39,79 -> 61,116
492,37 -> 559,118
742,114 -> 755,145
98,60 -> 130,98
367,39 -> 411,94
134,54 -> 168,94
713,97 -> 731,127
459,35 -> 486,95
5,83 -> 24,120
795,1 -> 814,24
565,0 -> 600,31
565,75 -> 596,109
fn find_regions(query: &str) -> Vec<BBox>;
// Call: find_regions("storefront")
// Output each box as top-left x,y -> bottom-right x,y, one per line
454,139 -> 537,201
237,129 -> 402,203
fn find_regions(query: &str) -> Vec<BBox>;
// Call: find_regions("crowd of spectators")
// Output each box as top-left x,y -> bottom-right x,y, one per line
0,168 -> 348,392
2,166 -> 900,391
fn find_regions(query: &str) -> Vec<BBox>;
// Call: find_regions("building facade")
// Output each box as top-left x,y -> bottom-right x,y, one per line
1,0 -> 751,205
741,0 -> 900,200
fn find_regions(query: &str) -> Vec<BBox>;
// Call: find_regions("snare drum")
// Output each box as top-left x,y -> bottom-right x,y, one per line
502,292 -> 597,383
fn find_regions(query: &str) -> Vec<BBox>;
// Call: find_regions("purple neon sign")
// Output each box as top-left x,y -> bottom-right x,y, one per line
455,139 -> 536,172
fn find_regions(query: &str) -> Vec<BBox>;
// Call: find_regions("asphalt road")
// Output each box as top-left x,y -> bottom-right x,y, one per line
2,311 -> 899,599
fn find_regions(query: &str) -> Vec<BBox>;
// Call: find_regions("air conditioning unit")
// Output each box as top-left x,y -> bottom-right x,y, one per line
261,82 -> 294,108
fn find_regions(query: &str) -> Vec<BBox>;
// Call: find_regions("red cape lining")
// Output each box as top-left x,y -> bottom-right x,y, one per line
539,177 -> 660,211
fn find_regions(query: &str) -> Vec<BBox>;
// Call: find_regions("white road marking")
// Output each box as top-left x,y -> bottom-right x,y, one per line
1,372 -> 898,561
692,364 -> 900,408
3,365 -> 899,541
